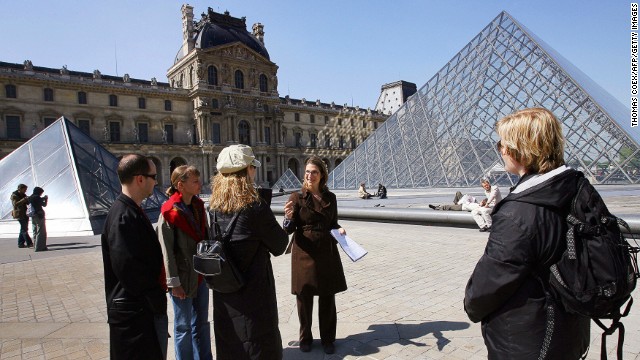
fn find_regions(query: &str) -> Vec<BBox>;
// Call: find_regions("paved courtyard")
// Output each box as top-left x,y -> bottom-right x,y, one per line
1,215 -> 639,359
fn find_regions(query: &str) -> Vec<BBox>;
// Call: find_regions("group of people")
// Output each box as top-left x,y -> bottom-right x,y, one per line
101,146 -> 347,359
22,106 -> 589,359
429,178 -> 502,231
358,182 -> 387,199
10,184 -> 49,251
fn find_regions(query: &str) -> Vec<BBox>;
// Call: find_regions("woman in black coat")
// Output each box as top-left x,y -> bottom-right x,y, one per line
283,156 -> 347,354
464,108 -> 590,359
208,144 -> 289,360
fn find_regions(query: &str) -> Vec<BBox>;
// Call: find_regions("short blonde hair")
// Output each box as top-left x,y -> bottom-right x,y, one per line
208,168 -> 258,214
496,107 -> 565,174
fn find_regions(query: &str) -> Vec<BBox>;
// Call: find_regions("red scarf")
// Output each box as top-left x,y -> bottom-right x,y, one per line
161,192 -> 207,285
161,192 -> 206,243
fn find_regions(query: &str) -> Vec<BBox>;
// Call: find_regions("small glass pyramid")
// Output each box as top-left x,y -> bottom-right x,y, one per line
328,11 -> 639,189
0,117 -> 167,236
271,168 -> 303,191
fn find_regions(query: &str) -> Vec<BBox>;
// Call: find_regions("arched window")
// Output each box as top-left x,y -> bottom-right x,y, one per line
208,66 -> 217,85
235,70 -> 244,89
259,74 -> 268,92
238,120 -> 250,145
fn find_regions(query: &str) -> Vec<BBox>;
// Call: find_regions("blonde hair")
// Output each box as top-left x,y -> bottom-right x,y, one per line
208,169 -> 259,213
496,107 -> 565,174
166,165 -> 200,196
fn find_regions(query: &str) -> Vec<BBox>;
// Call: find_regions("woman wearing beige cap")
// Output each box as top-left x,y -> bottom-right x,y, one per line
207,144 -> 289,359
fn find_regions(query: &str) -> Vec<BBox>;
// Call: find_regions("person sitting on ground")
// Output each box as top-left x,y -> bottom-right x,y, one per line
375,183 -> 387,199
429,191 -> 480,211
358,182 -> 373,199
472,179 -> 502,232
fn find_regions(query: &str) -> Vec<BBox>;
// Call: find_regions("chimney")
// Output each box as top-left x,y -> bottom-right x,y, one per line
181,4 -> 195,54
252,23 -> 265,45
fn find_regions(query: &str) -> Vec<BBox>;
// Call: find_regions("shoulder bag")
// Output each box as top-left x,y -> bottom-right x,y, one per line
193,210 -> 245,293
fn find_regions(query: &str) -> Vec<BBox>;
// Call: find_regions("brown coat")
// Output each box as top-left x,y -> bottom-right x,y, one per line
284,189 -> 347,296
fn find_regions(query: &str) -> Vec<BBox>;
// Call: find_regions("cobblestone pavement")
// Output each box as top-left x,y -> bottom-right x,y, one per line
1,218 -> 639,359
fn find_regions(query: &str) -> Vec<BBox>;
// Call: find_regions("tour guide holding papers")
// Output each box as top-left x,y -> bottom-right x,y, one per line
283,156 -> 347,355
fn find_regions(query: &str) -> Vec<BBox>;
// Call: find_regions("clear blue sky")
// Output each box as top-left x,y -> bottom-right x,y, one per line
0,1 -> 631,109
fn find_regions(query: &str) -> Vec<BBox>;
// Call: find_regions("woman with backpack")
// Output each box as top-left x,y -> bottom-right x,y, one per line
464,108 -> 590,359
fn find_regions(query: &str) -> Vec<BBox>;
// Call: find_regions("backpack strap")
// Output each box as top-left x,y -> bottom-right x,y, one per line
210,211 -> 242,243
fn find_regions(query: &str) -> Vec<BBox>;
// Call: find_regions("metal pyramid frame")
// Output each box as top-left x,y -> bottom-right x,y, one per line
0,117 -> 167,237
328,11 -> 639,189
271,168 -> 302,191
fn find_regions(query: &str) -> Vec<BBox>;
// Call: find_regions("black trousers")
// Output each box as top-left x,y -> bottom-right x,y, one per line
296,294 -> 337,345
17,218 -> 32,247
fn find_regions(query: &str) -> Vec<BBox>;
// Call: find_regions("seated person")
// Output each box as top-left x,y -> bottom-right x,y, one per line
472,179 -> 502,232
358,182 -> 373,199
375,183 -> 387,199
429,191 -> 479,211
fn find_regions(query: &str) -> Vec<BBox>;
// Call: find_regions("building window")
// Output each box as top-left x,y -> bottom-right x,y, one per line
6,115 -> 21,139
44,88 -> 54,102
164,100 -> 172,111
109,94 -> 118,107
310,133 -> 317,148
264,126 -> 271,145
211,98 -> 219,109
138,97 -> 146,109
137,123 -> 148,143
339,136 -> 345,149
164,124 -> 174,144
325,135 -> 331,148
234,70 -> 244,89
324,116 -> 329,124
109,122 -> 120,142
295,132 -> 302,147
44,117 -> 57,128
78,91 -> 87,104
212,123 -> 221,144
208,66 -> 217,85
374,122 -> 378,129
6,84 -> 17,98
338,118 -> 342,126
363,120 -> 367,128
310,114 -> 315,123
294,113 -> 300,122
238,120 -> 250,145
259,74 -> 268,92
78,119 -> 90,135
350,118 -> 354,127
350,136 -> 356,149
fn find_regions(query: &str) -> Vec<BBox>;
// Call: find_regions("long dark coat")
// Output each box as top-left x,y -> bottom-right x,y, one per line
284,189 -> 347,296
101,194 -> 167,360
209,200 -> 288,360
464,168 -> 590,359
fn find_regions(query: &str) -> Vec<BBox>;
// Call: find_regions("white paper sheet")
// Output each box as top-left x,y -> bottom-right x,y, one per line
330,229 -> 368,262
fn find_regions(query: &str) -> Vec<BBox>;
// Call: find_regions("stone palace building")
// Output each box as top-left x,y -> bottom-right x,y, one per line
0,5 -> 389,188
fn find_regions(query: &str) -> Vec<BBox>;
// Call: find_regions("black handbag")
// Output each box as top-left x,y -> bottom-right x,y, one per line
193,211 -> 245,293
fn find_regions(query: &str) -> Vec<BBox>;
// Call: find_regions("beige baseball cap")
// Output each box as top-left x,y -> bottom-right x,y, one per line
216,144 -> 261,174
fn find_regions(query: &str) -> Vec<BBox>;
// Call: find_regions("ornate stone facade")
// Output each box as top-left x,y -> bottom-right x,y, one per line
0,5 -> 387,188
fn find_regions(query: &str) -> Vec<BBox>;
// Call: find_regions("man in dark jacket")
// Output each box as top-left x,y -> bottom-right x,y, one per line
10,184 -> 33,248
464,108 -> 590,359
101,154 -> 168,359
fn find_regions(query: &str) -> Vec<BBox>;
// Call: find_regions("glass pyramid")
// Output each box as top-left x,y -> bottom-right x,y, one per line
328,11 -> 639,189
271,168 -> 303,191
0,117 -> 167,237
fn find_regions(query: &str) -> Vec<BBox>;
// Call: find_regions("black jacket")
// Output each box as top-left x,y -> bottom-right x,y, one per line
101,194 -> 167,359
464,166 -> 590,359
210,200 -> 289,360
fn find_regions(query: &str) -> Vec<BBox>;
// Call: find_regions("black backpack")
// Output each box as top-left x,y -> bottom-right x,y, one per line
549,174 -> 639,360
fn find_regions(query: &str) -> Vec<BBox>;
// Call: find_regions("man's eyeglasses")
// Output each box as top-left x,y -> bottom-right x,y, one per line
136,174 -> 157,180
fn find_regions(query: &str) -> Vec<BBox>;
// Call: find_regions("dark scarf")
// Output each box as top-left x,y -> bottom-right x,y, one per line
160,192 -> 206,243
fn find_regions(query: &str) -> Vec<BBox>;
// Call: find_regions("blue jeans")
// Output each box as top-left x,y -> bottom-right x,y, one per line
171,281 -> 212,360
